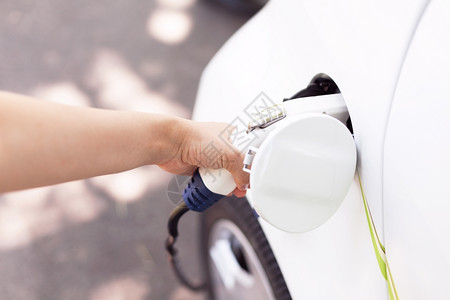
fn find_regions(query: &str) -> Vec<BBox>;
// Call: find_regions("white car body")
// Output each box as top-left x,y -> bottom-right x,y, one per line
193,0 -> 450,299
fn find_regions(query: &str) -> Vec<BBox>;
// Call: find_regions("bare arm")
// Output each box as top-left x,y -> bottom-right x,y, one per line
0,91 -> 248,194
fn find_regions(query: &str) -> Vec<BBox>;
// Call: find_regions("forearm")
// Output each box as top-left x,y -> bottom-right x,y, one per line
0,92 -> 183,192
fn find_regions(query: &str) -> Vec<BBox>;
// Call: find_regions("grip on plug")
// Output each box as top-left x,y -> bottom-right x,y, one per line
183,169 -> 225,212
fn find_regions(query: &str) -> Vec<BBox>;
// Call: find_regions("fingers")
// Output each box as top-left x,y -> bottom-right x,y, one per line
222,149 -> 249,196
182,121 -> 250,197
231,167 -> 249,193
232,187 -> 247,198
214,123 -> 249,195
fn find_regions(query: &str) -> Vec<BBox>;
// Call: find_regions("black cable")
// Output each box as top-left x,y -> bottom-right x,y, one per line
166,203 -> 207,291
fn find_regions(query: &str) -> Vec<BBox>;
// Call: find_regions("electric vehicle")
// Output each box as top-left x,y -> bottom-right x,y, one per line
192,0 -> 450,299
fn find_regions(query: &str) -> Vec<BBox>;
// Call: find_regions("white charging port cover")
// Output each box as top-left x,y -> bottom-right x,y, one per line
250,113 -> 356,233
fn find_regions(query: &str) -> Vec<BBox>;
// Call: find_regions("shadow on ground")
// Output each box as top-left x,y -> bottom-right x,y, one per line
0,1 -> 250,299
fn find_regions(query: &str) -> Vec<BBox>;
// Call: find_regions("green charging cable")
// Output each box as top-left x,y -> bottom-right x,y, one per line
357,171 -> 399,300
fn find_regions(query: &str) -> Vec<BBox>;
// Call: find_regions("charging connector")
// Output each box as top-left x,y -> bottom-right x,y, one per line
165,73 -> 351,290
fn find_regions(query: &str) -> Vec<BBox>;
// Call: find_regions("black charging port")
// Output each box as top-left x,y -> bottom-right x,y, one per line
283,73 -> 340,100
284,73 -> 353,134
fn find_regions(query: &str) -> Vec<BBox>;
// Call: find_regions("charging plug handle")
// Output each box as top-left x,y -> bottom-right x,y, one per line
183,169 -> 225,212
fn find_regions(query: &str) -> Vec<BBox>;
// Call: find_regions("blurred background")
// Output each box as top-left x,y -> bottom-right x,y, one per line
0,0 -> 258,299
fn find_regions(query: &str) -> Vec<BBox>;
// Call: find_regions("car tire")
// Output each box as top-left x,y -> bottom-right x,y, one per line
201,196 -> 292,300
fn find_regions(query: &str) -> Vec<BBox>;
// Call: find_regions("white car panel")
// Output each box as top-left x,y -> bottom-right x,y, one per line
258,177 -> 387,299
193,0 -> 433,298
384,0 -> 450,298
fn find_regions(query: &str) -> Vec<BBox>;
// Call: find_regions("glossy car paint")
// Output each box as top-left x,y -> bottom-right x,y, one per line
192,0 -> 449,298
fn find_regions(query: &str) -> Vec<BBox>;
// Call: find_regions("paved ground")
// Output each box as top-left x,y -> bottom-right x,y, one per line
0,1 -> 249,299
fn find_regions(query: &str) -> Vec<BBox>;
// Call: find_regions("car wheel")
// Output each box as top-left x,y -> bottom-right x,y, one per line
201,196 -> 292,300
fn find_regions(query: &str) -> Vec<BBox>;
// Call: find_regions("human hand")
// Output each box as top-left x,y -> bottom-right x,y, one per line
157,119 -> 249,197
0,93 -> 247,194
